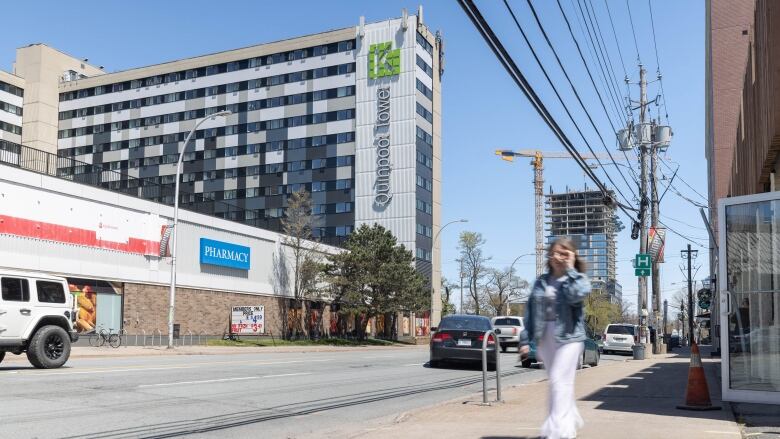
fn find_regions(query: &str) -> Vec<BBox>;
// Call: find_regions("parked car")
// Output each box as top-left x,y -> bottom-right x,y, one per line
0,270 -> 78,368
669,334 -> 681,348
519,335 -> 600,369
430,315 -> 497,370
491,315 -> 524,352
602,323 -> 639,355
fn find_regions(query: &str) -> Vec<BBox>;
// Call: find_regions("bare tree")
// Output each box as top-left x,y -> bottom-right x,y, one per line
457,231 -> 491,315
281,189 -> 321,338
484,267 -> 529,316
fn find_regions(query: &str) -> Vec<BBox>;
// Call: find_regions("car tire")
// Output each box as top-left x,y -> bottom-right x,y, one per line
521,359 -> 532,368
429,359 -> 440,368
0,351 -> 5,364
26,325 -> 71,369
487,362 -> 496,371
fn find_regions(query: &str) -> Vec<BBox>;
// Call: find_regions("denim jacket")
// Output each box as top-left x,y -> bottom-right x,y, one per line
519,268 -> 591,347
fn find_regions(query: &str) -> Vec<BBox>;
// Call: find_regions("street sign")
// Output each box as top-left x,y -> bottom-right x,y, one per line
635,253 -> 651,277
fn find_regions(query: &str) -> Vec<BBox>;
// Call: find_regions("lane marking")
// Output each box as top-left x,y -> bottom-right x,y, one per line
139,376 -> 259,388
263,372 -> 312,379
0,358 -> 335,377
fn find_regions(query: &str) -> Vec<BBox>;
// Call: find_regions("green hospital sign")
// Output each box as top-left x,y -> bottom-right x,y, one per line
368,42 -> 401,79
635,253 -> 651,277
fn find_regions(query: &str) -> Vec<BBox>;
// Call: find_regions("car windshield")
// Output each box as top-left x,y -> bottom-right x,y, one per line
493,318 -> 521,326
440,317 -> 491,331
607,325 -> 635,335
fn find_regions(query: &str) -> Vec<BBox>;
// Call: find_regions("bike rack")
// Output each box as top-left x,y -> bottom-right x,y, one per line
154,329 -> 162,347
118,329 -> 128,348
140,329 -> 147,347
185,330 -> 193,347
481,329 -> 502,405
198,330 -> 207,346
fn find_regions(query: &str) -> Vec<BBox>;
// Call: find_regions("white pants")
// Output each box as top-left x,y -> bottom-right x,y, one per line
537,322 -> 584,439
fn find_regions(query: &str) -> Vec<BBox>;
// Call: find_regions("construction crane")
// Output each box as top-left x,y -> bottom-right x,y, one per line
495,149 -> 628,277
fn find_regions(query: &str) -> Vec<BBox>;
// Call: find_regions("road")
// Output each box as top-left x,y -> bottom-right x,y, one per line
0,347 -> 628,438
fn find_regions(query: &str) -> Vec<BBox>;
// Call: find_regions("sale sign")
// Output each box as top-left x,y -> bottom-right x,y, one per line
231,306 -> 265,334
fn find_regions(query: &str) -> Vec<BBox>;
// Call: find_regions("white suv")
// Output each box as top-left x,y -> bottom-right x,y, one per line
602,323 -> 639,355
0,270 -> 78,368
491,316 -> 524,352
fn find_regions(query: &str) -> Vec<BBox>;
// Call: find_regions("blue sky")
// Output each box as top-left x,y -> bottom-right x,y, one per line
2,1 -> 709,314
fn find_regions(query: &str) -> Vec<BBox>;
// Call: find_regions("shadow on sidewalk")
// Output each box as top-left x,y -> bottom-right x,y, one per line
579,349 -> 728,421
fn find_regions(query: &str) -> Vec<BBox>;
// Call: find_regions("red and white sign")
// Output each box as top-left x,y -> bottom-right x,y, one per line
0,183 -> 164,256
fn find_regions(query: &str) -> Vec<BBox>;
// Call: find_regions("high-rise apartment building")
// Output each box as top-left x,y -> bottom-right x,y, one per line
0,71 -> 24,145
1,10 -> 445,324
545,188 -> 621,304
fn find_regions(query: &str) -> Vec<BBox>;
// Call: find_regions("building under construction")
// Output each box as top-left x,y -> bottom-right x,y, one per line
545,187 -> 622,304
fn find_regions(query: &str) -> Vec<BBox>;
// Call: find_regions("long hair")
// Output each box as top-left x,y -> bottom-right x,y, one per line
546,236 -> 587,274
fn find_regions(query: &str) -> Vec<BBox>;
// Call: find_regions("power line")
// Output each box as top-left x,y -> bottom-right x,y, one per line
661,159 -> 707,201
555,0 -> 641,191
659,177 -> 708,209
658,219 -> 708,248
625,0 -> 642,63
573,0 -> 628,124
583,0 -> 628,118
521,0 -> 638,200
500,0 -> 638,211
455,0 -> 637,220
660,213 -> 708,231
604,0 -> 628,79
647,0 -> 670,124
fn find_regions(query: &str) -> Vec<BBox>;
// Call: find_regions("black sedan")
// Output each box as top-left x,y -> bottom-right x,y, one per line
430,315 -> 498,370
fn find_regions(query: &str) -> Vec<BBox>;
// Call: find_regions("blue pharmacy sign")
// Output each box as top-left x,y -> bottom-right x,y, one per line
199,238 -> 251,270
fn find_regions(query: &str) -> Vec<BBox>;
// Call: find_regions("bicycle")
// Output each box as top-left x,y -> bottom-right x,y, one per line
89,328 -> 122,348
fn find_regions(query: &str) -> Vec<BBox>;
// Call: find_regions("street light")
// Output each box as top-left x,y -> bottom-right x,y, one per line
167,110 -> 232,349
505,253 -> 535,315
432,219 -> 468,322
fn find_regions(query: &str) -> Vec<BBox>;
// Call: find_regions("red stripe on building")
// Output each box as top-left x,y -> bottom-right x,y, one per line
0,215 -> 159,256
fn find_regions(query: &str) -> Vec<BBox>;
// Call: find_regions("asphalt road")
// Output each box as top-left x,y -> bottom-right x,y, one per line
0,347 -> 628,439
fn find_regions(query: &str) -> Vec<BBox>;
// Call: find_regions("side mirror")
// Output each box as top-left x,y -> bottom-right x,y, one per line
494,328 -> 502,335
430,326 -> 438,332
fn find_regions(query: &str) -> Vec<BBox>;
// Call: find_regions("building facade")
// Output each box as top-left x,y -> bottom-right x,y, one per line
545,188 -> 621,304
0,71 -> 24,145
1,12 -> 444,326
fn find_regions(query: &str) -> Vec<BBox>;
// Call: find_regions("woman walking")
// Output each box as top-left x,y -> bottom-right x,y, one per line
519,237 -> 591,439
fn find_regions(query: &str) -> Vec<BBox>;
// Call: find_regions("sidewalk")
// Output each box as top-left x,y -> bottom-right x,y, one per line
325,347 -> 741,439
1,343 -> 426,362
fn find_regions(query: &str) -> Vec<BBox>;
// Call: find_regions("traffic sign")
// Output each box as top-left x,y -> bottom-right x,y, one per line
634,253 -> 651,276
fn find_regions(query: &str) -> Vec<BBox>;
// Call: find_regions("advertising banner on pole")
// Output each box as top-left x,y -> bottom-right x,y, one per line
648,227 -> 666,263
230,306 -> 265,334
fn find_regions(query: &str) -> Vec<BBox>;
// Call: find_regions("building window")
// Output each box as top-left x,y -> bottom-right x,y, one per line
312,181 -> 326,192
416,79 -> 433,101
416,248 -> 432,262
417,224 -> 433,238
417,199 -> 433,215
416,32 -> 434,55
416,126 -> 433,146
416,55 -> 434,77
416,175 -> 432,192
416,103 -> 433,123
417,151 -> 433,169
335,225 -> 353,237
335,202 -> 352,213
335,179 -> 352,190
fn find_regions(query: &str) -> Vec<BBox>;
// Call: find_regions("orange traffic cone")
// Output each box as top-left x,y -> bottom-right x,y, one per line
677,342 -> 721,411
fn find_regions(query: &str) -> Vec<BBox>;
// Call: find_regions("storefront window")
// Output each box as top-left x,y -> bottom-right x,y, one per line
724,199 -> 780,393
68,278 -> 122,333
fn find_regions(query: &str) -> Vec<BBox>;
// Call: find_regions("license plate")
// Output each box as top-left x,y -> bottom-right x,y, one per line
614,337 -> 625,341
457,339 -> 471,346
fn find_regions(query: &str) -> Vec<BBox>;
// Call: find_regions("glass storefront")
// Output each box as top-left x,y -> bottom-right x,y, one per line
721,194 -> 780,402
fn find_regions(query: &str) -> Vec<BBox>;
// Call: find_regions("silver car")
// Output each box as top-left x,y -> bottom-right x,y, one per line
491,316 -> 524,352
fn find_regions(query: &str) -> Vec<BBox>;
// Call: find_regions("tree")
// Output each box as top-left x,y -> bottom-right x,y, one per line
457,231 -> 490,315
584,292 -> 619,335
322,224 -> 428,340
440,276 -> 457,316
280,189 -> 321,338
484,267 -> 529,316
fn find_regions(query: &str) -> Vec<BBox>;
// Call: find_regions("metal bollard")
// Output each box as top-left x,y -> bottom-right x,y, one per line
481,329 -> 502,405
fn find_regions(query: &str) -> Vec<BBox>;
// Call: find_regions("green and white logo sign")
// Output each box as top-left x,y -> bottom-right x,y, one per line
368,42 -> 401,79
